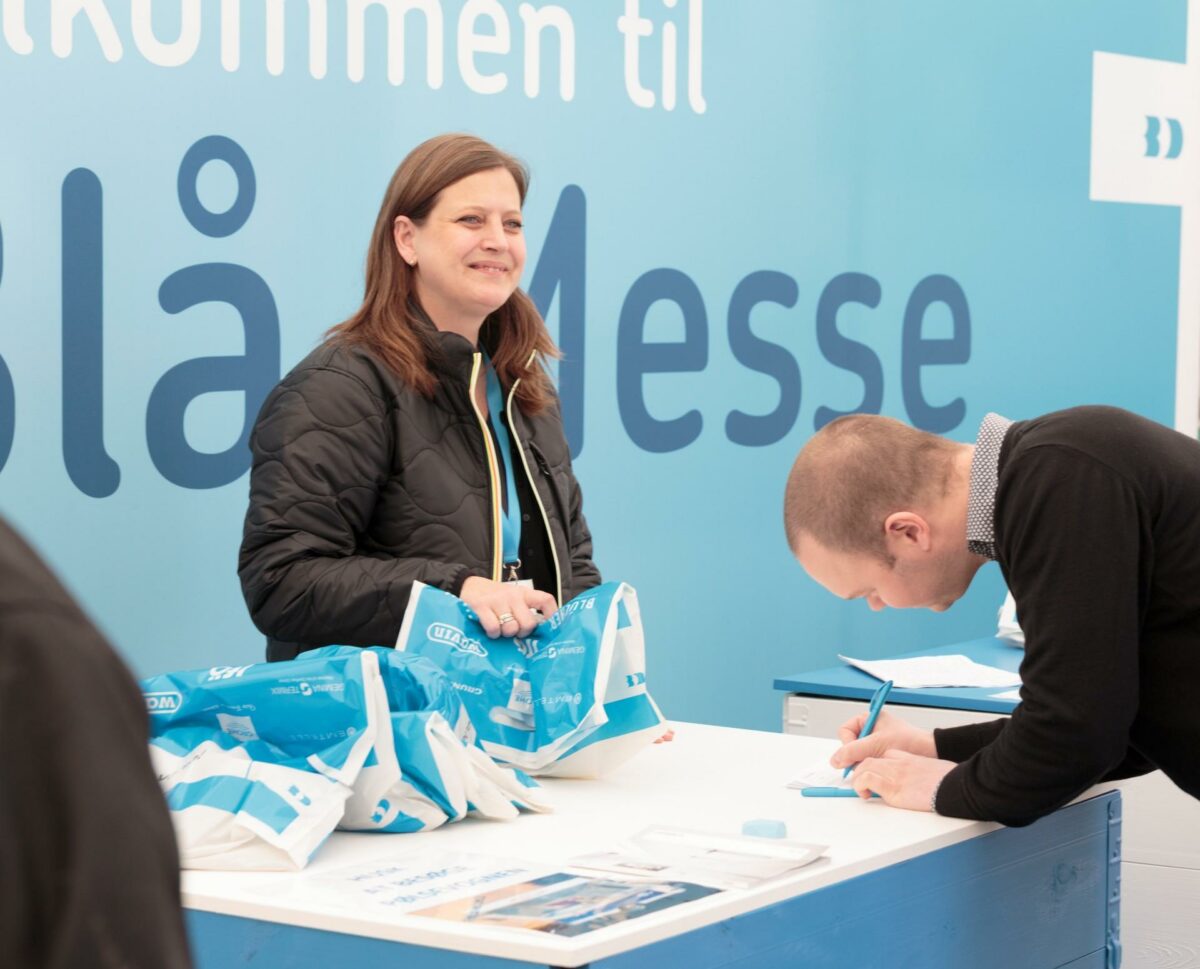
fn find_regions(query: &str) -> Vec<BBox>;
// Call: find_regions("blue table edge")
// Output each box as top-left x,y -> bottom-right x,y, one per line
774,637 -> 1023,714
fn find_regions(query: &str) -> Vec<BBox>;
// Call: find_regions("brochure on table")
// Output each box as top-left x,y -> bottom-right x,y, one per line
290,827 -> 827,937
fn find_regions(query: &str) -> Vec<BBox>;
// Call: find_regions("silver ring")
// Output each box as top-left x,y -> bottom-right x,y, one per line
497,613 -> 517,626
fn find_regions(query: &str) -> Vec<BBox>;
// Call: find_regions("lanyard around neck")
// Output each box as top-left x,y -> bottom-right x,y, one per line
484,356 -> 522,567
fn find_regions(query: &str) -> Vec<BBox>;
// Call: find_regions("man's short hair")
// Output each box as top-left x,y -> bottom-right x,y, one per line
783,414 -> 960,561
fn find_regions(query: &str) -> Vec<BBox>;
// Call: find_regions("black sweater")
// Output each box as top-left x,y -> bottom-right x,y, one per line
934,406 -> 1200,826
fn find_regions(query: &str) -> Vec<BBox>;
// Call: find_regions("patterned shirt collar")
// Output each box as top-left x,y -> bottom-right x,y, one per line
966,412 -> 1015,560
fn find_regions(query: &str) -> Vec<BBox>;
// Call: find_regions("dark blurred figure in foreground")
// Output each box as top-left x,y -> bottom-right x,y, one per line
0,517 -> 192,968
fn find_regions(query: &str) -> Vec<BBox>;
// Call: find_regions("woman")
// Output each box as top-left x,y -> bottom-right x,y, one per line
239,134 -> 600,661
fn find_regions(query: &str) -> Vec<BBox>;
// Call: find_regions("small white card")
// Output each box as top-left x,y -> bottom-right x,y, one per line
785,763 -> 851,791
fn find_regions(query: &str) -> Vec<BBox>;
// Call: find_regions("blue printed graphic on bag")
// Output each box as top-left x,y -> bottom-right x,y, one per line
142,650 -> 382,869
142,648 -> 550,870
309,647 -> 548,832
394,581 -> 665,777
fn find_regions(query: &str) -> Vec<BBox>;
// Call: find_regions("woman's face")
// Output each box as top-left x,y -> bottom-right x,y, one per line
393,167 -> 526,333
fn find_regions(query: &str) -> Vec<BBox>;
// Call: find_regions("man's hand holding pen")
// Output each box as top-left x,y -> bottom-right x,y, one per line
831,702 -> 955,812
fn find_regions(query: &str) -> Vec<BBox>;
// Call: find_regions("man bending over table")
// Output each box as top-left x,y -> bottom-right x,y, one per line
783,406 -> 1199,826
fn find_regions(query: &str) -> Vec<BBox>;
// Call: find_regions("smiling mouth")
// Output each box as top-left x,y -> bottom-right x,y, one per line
470,263 -> 509,275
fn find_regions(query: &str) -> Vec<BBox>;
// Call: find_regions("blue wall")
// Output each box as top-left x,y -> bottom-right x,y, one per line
0,1 -> 1187,729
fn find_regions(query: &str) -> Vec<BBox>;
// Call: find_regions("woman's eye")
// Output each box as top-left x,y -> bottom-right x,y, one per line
459,215 -> 482,225
505,220 -> 523,230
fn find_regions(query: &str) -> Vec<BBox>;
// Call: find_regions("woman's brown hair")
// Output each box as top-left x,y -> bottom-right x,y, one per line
328,133 -> 559,413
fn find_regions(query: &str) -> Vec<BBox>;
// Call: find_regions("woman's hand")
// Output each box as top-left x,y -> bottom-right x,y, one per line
460,577 -> 558,638
829,710 -> 937,771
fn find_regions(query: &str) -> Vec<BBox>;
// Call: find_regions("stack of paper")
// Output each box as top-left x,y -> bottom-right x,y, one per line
838,654 -> 1020,689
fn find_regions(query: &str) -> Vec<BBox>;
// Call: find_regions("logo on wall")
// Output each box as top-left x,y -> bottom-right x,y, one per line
1144,116 -> 1185,159
1090,0 -> 1198,432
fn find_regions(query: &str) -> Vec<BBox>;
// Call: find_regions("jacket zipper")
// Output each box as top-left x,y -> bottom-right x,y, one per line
468,352 -> 503,582
506,361 -> 564,606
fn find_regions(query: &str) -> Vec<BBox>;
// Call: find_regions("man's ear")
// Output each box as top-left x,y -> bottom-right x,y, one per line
882,511 -> 932,556
393,215 -> 418,266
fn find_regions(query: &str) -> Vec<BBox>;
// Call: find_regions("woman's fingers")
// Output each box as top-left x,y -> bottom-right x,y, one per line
523,588 -> 559,619
502,588 -> 558,637
492,591 -> 548,638
458,577 -> 559,638
505,598 -> 539,637
475,605 -> 503,639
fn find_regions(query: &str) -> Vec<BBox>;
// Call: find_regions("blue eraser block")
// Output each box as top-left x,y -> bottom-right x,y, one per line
742,818 -> 788,839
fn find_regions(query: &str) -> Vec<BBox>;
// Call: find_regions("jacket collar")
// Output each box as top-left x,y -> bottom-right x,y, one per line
408,302 -> 477,382
410,301 -> 530,388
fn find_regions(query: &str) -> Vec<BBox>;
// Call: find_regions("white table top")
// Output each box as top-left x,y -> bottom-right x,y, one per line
182,723 -> 1008,966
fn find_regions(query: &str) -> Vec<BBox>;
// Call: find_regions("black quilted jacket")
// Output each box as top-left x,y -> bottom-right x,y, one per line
238,325 -> 600,660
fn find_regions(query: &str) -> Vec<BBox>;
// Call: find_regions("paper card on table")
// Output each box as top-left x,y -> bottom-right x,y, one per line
569,849 -> 786,892
838,654 -> 1021,689
605,825 -> 827,890
786,763 -> 852,791
569,851 -> 676,880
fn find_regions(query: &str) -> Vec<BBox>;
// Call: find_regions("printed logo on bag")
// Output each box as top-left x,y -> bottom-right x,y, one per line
144,691 -> 182,715
206,665 -> 252,681
269,680 -> 345,696
536,692 -> 583,708
427,622 -> 487,657
517,639 -> 584,662
216,712 -> 260,742
545,595 -> 596,631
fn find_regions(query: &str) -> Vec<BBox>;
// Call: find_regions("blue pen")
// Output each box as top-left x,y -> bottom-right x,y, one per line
801,787 -> 880,798
843,679 -> 894,777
